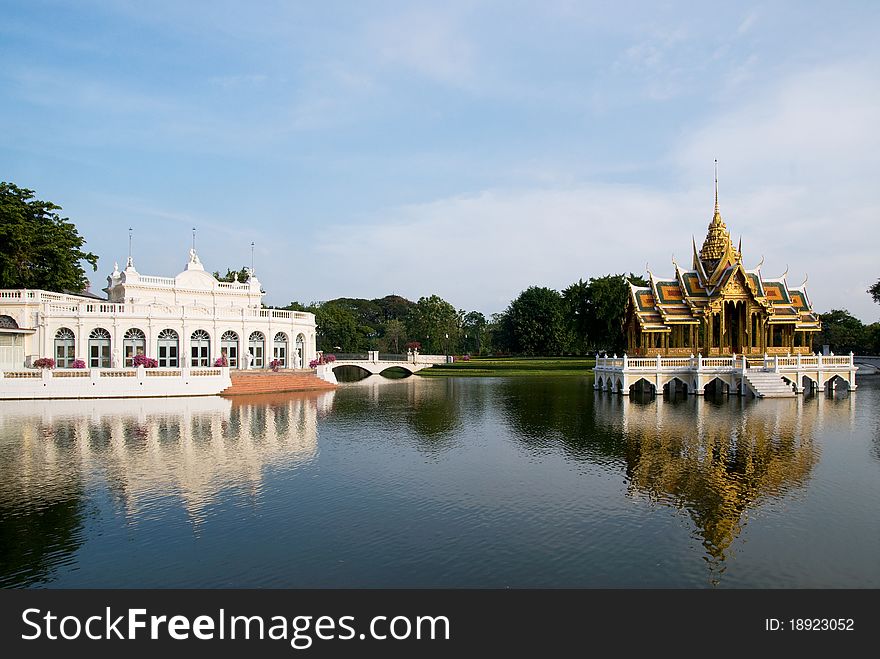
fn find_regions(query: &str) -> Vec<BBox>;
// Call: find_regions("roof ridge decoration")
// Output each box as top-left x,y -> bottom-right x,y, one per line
697,160 -> 743,287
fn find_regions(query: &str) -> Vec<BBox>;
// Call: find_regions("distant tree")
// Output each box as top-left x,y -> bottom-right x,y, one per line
483,312 -> 512,355
0,182 -> 98,292
212,266 -> 250,282
314,303 -> 362,352
562,279 -> 590,354
374,295 -> 415,321
280,300 -> 313,312
816,310 -> 870,354
383,318 -> 407,353
407,295 -> 461,354
505,286 -> 568,356
869,279 -> 880,305
584,273 -> 648,354
461,311 -> 487,354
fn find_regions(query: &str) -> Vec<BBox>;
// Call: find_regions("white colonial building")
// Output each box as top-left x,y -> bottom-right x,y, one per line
0,249 -> 317,372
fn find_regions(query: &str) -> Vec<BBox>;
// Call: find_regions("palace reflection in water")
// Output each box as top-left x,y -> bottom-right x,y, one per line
0,392 -> 330,587
0,375 -> 876,588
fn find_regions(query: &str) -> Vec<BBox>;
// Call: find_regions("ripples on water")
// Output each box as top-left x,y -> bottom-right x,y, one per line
0,375 -> 877,588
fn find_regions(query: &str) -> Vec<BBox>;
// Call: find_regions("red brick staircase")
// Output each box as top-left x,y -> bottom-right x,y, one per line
220,370 -> 336,396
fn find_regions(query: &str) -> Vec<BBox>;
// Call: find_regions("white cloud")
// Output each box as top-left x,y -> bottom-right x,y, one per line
288,59 -> 880,321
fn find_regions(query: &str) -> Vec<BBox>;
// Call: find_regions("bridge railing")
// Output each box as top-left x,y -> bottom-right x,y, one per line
332,353 -> 369,361
378,353 -> 407,361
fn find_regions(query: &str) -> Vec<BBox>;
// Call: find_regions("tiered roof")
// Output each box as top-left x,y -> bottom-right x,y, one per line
627,184 -> 820,333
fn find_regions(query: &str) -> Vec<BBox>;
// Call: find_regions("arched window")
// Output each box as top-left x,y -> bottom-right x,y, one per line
191,329 -> 211,367
157,329 -> 179,367
123,328 -> 146,367
273,332 -> 288,367
295,333 -> 305,369
221,330 -> 239,367
88,327 -> 111,368
54,327 -> 76,368
248,331 -> 265,368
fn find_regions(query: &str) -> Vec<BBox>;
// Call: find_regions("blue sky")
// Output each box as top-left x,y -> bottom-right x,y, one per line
2,1 -> 879,320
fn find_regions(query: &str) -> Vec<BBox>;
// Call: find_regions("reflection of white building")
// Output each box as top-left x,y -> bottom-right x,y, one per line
0,391 -> 332,523
0,249 -> 316,371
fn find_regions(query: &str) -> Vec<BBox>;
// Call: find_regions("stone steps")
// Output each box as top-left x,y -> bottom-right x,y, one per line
221,371 -> 336,396
743,370 -> 795,398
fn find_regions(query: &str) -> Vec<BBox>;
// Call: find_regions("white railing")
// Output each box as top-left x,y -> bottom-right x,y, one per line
0,289 -> 96,304
595,352 -> 855,373
137,275 -> 177,286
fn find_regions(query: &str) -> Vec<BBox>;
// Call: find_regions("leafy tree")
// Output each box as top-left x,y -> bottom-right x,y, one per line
314,303 -> 362,352
461,311 -> 487,354
482,312 -> 512,355
374,295 -> 415,322
383,318 -> 407,353
869,279 -> 880,306
280,300 -> 313,312
562,279 -> 590,354
0,182 -> 98,292
212,266 -> 251,282
407,295 -> 461,354
816,309 -> 870,354
584,273 -> 648,354
505,286 -> 569,356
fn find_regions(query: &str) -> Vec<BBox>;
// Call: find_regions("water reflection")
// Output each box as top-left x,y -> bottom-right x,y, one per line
0,392 -> 330,586
331,375 -> 464,446
594,393 -> 856,571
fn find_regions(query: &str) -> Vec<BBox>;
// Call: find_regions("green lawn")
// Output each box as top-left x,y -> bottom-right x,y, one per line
417,356 -> 595,377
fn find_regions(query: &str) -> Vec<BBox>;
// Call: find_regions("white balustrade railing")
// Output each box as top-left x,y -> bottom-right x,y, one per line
595,352 -> 854,373
137,275 -> 177,286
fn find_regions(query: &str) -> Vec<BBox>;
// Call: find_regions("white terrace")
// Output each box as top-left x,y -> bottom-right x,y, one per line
594,352 -> 858,398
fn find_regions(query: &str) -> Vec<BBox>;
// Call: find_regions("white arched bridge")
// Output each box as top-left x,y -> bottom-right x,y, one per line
315,351 -> 447,384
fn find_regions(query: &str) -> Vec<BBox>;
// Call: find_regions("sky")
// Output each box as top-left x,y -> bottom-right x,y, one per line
2,1 -> 879,320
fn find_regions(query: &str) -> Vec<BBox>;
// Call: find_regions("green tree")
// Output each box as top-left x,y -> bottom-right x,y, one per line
0,182 -> 98,292
383,318 -> 407,353
562,279 -> 590,354
212,266 -> 250,282
505,286 -> 569,356
407,295 -> 461,354
584,273 -> 648,354
461,311 -> 487,354
314,303 -> 362,352
816,309 -> 869,354
869,279 -> 880,305
280,300 -> 313,312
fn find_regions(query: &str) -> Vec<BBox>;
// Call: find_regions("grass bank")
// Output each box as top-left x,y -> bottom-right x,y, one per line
417,356 -> 595,377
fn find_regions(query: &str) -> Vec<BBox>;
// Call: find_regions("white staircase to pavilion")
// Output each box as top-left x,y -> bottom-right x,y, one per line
742,370 -> 796,398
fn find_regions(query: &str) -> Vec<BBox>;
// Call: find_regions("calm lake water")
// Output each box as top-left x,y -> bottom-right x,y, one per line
1,374 -> 878,588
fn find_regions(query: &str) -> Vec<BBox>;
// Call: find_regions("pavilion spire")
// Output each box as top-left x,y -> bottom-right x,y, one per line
714,159 -> 719,216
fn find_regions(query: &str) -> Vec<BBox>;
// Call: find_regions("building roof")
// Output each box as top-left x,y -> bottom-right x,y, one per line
626,187 -> 821,333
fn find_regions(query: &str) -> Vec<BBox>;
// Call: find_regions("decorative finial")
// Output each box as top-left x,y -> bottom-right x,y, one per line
714,159 -> 719,215
780,265 -> 789,279
128,227 -> 133,259
755,255 -> 764,270
251,241 -> 255,273
192,227 -> 196,251
799,274 -> 809,288
671,253 -> 677,268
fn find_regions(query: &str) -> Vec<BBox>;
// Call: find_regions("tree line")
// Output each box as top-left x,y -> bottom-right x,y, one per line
268,273 -> 649,357
3,181 -> 880,357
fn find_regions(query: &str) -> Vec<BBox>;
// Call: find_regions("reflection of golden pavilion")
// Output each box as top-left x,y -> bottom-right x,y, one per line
0,392 -> 333,524
592,393 -> 855,568
624,171 -> 820,357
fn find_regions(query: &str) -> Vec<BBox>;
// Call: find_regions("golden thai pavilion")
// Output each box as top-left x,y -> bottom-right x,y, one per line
624,181 -> 821,357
